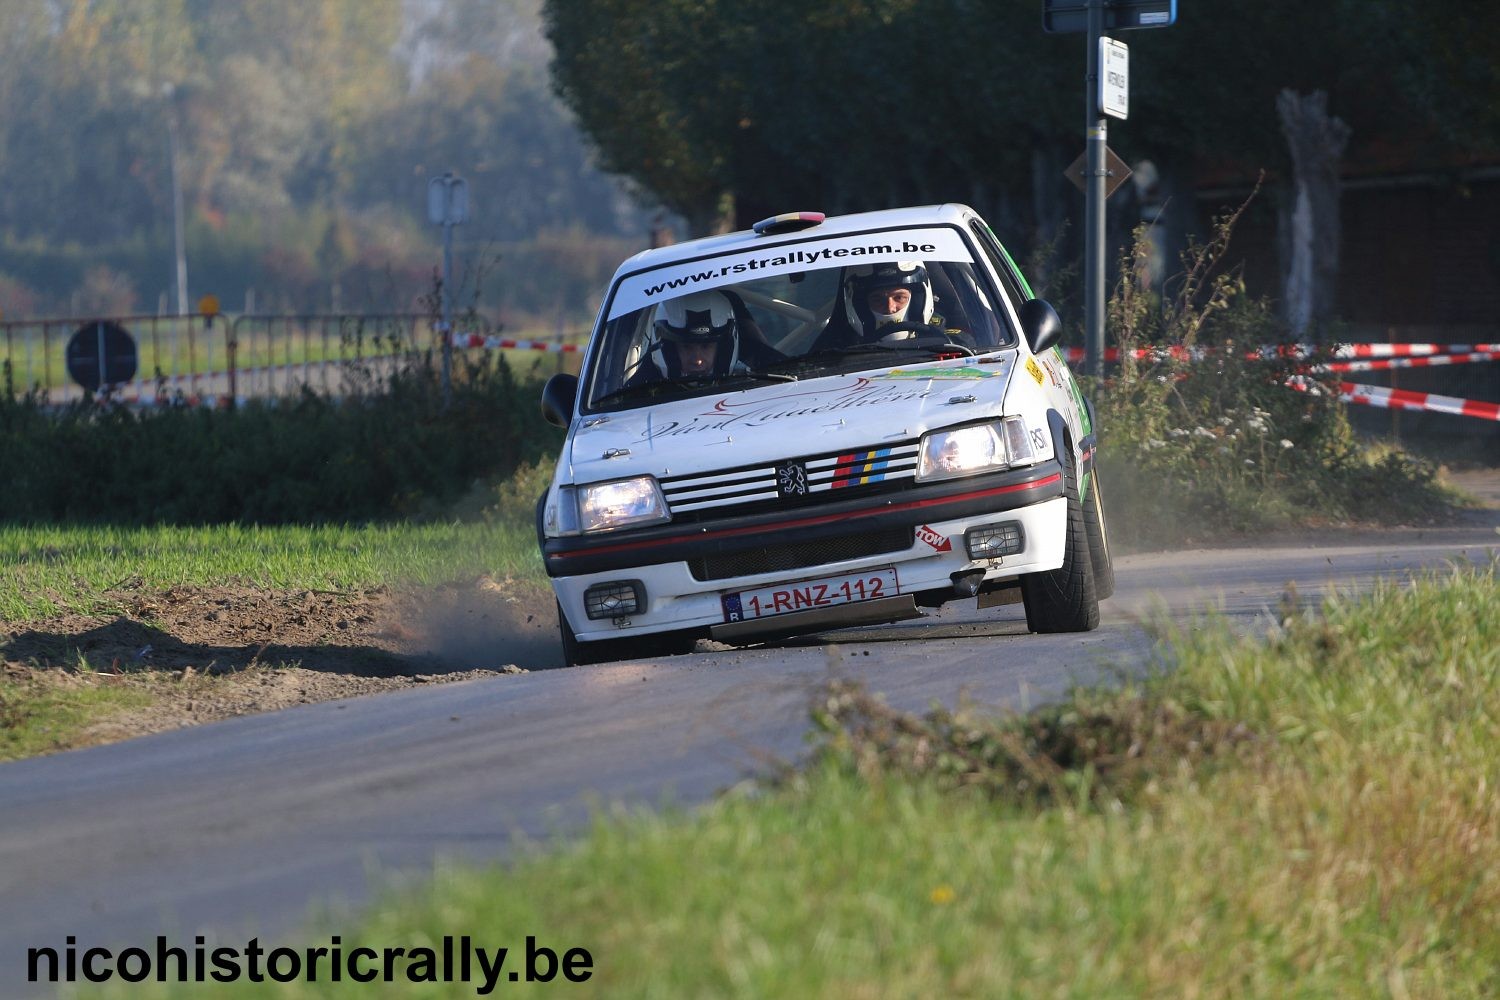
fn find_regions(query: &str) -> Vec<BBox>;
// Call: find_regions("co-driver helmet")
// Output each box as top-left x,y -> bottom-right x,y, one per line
651,291 -> 740,376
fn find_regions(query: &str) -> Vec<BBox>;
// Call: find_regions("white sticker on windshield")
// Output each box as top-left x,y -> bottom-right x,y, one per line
608,227 -> 975,319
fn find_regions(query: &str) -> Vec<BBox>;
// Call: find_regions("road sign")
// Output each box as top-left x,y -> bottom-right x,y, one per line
1044,0 -> 1176,33
66,321 -> 138,393
1099,37 -> 1128,119
427,173 -> 470,226
1065,145 -> 1133,199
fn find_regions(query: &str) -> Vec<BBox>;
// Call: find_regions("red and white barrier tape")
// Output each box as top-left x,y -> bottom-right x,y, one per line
1320,350 -> 1500,373
1063,342 -> 1500,363
1338,381 -> 1500,422
1324,342 -> 1500,359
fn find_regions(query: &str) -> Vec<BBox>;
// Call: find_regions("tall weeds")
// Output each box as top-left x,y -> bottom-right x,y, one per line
1091,188 -> 1451,547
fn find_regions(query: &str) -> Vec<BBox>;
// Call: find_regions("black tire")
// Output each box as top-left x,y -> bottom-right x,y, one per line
557,601 -> 696,666
557,600 -> 598,666
1020,448 -> 1100,633
1082,464 -> 1115,600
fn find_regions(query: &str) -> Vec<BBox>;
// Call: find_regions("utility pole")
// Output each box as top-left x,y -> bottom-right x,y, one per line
1084,0 -> 1107,378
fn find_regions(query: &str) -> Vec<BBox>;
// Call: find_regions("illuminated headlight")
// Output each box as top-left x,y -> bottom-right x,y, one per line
916,423 -> 1008,481
578,476 -> 670,533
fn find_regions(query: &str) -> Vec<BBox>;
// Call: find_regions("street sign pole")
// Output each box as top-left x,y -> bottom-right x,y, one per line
1084,0 -> 1107,378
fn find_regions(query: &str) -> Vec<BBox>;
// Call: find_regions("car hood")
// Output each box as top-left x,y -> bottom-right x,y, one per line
565,353 -> 1017,483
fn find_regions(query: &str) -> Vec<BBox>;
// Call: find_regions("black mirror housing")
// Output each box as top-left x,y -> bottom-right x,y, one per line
541,373 -> 578,428
1018,298 -> 1063,355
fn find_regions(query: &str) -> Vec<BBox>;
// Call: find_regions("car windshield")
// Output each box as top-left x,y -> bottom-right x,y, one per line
582,229 -> 1017,411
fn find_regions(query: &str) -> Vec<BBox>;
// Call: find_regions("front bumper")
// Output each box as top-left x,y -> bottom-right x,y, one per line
549,460 -> 1066,642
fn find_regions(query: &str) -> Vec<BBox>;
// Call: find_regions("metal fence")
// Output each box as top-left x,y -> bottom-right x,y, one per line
0,312 -> 435,405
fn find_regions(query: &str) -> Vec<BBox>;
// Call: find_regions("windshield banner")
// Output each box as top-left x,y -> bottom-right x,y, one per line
608,226 -> 974,319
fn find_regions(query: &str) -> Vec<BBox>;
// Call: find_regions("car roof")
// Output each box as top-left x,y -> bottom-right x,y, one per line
613,203 -> 978,277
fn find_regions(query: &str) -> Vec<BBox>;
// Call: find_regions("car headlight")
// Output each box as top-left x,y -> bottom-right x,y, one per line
577,476 -> 670,533
916,423 -> 1008,481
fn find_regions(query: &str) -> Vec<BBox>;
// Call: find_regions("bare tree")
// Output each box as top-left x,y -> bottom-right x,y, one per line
1277,89 -> 1350,338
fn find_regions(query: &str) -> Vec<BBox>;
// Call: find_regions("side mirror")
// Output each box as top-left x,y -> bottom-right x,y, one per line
1018,298 -> 1062,355
540,373 -> 578,428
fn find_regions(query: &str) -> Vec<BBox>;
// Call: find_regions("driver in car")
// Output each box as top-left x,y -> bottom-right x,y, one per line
810,260 -> 952,352
848,260 -> 940,338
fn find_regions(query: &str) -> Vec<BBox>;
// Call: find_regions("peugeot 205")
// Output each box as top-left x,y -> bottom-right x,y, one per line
537,205 -> 1112,665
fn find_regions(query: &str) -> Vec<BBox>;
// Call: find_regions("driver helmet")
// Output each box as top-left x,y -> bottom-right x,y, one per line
844,260 -> 934,338
650,291 -> 740,377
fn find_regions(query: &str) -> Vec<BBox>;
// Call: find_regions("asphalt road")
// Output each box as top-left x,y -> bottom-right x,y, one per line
2,516 -> 1496,994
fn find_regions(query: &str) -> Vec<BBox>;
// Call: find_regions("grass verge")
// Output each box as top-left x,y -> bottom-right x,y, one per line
91,562 -> 1497,998
0,520 -> 545,623
0,668 -> 154,761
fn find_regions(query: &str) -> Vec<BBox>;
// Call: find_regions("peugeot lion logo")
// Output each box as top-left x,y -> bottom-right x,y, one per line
776,461 -> 809,498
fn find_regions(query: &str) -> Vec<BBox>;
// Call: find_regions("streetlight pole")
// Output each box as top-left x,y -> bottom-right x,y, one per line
166,93 -> 188,317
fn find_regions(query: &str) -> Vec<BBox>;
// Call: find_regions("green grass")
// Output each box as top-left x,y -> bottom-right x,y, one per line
91,564 -> 1498,998
0,520 -> 545,622
0,671 -> 154,760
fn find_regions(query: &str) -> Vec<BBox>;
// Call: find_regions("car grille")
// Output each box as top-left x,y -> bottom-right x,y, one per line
659,439 -> 921,523
688,526 -> 913,582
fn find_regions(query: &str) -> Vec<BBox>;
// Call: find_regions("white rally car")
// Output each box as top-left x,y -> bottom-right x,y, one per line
538,204 -> 1112,665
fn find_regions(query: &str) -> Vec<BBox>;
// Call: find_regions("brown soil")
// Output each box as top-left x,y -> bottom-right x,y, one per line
1,576 -> 563,750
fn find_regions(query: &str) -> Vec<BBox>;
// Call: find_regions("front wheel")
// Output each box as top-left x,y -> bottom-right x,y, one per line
557,602 -> 696,666
1020,449 -> 1100,633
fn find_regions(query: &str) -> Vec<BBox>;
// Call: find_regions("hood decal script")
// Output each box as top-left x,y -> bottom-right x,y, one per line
640,377 -> 930,442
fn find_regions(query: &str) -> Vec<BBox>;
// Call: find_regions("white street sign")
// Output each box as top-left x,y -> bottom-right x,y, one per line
1099,37 -> 1129,120
427,173 -> 469,225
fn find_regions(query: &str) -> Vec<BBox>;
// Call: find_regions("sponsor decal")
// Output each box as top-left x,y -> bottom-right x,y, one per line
875,366 -> 1004,380
1026,357 -> 1045,385
1040,356 -> 1066,389
610,227 -> 974,317
637,377 -> 931,442
1030,427 -> 1048,452
830,448 -> 894,488
776,460 -> 809,497
916,524 -> 952,552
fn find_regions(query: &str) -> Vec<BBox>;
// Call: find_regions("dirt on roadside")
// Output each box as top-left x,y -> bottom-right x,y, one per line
1,576 -> 564,751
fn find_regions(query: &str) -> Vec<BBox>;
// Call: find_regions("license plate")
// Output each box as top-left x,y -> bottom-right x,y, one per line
721,567 -> 900,623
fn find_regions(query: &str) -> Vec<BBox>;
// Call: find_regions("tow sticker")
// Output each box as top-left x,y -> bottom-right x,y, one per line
916,525 -> 952,552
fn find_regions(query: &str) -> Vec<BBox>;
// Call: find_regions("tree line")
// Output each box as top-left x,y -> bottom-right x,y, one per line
0,0 -> 646,322
544,0 -> 1499,323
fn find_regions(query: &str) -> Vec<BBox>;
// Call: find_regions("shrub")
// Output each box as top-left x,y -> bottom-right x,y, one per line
0,350 -> 562,525
1091,196 -> 1456,548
